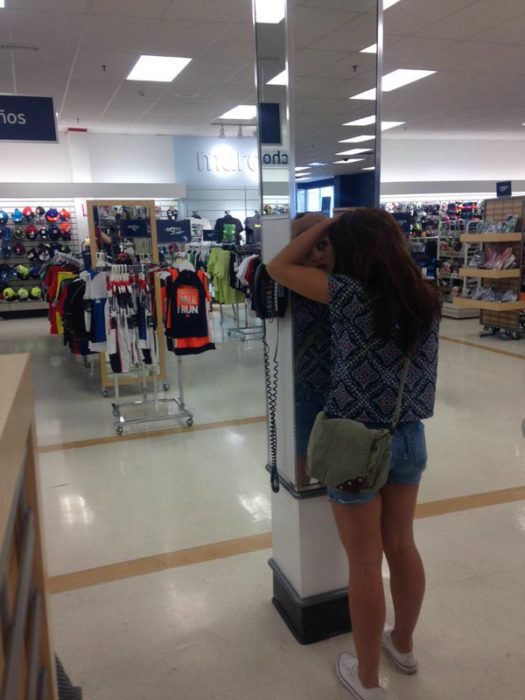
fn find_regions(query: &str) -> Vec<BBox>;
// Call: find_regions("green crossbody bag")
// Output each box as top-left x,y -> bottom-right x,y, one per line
306,358 -> 410,495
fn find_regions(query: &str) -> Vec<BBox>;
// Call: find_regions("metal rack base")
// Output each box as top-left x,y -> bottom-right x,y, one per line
110,358 -> 193,435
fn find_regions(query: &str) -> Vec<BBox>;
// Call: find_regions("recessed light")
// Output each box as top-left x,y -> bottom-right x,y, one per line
382,121 -> 405,131
342,116 -> 406,131
350,69 -> 436,100
343,115 -> 376,127
308,161 -> 328,166
338,135 -> 375,144
336,148 -> 373,156
267,69 -> 288,86
360,44 -> 377,54
333,159 -> 364,164
219,105 -> 257,120
255,0 -> 285,23
384,0 -> 402,9
126,55 -> 192,82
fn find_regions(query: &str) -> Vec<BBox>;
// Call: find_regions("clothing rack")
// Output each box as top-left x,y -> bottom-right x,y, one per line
111,357 -> 193,434
227,244 -> 263,341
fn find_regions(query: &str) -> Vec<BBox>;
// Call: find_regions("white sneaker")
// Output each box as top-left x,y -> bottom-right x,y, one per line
336,652 -> 385,700
381,625 -> 418,674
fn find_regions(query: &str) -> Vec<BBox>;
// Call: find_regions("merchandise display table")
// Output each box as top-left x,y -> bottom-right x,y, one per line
0,353 -> 58,699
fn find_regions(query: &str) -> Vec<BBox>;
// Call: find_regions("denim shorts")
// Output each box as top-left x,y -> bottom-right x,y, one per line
327,421 -> 427,506
294,384 -> 326,456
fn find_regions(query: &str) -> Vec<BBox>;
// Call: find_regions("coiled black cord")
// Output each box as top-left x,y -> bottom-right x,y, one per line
262,317 -> 280,493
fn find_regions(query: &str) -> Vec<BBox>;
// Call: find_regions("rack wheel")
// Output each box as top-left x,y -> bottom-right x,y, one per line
163,383 -> 170,391
111,404 -> 119,418
186,417 -> 194,428
241,336 -> 245,342
116,426 -> 124,435
102,389 -> 109,398
227,329 -> 231,336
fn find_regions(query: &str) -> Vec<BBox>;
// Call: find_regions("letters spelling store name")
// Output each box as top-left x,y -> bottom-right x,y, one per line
196,150 -> 289,174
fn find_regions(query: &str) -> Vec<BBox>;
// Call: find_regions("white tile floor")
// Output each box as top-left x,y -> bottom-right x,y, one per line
1,313 -> 525,699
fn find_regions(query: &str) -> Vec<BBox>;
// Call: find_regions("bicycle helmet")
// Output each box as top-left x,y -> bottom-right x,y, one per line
59,222 -> 72,240
14,242 -> 26,256
29,265 -> 41,279
59,208 -> 71,222
48,224 -> 61,241
35,206 -> 46,220
1,226 -> 13,241
1,243 -> 13,258
59,244 -> 71,254
2,287 -> 16,301
26,224 -> 38,240
38,226 -> 48,240
37,244 -> 51,262
23,206 -> 34,221
12,208 -> 24,223
0,211 -> 8,225
16,264 -> 30,279
14,227 -> 25,240
30,286 -> 42,300
27,248 -> 39,263
17,287 -> 29,301
45,208 -> 59,222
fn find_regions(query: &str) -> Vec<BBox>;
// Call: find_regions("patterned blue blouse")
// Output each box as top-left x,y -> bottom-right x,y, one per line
325,275 -> 439,426
292,294 -> 331,392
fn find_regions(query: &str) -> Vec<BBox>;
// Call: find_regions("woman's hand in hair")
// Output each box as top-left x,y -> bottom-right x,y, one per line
291,213 -> 326,239
267,217 -> 338,304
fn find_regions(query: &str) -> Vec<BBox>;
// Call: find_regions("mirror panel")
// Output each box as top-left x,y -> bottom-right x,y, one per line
254,0 -> 381,491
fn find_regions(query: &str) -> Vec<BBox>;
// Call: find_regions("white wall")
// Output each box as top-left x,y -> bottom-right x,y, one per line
0,137 -> 73,183
88,133 -> 175,183
0,132 -> 175,185
382,138 -> 525,183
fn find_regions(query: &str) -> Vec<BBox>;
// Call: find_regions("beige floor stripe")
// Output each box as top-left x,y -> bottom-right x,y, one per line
39,415 -> 267,454
440,335 -> 525,360
49,485 -> 525,595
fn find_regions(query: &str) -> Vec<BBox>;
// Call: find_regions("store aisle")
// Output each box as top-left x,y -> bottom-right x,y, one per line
2,313 -> 525,698
0,313 -> 266,446
50,501 -> 525,700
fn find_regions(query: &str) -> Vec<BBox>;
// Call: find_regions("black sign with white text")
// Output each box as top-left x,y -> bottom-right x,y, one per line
0,95 -> 57,142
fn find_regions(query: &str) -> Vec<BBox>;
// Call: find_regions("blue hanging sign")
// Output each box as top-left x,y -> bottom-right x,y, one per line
157,219 -> 192,243
120,219 -> 148,238
0,95 -> 57,142
496,181 -> 512,198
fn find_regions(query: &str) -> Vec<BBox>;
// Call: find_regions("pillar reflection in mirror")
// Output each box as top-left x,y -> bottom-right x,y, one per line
292,0 -> 382,491
253,1 -> 382,492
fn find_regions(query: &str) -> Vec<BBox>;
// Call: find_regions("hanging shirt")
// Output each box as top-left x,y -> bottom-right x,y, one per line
214,215 -> 243,244
207,248 -> 245,304
165,270 -> 215,356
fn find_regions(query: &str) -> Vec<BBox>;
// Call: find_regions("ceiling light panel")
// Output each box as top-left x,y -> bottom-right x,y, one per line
295,167 -> 310,171
350,69 -> 436,100
333,159 -> 364,164
336,148 -> 373,156
383,0 -> 402,9
126,55 -> 192,82
255,0 -> 285,24
267,69 -> 288,86
338,135 -> 375,143
343,116 -> 376,127
219,105 -> 257,120
361,44 -> 377,54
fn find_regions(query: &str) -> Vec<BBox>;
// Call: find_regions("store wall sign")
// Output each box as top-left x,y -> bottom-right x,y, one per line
0,95 -> 57,142
496,180 -> 512,198
120,219 -> 148,238
157,219 -> 191,243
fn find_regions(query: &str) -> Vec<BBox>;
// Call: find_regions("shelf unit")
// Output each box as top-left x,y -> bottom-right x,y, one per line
452,197 -> 525,336
0,198 -> 80,314
437,222 -> 480,319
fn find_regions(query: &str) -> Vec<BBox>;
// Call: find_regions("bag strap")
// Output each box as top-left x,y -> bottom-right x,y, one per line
390,357 -> 410,434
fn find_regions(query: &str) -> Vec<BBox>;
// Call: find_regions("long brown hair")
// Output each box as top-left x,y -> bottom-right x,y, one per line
327,208 -> 441,355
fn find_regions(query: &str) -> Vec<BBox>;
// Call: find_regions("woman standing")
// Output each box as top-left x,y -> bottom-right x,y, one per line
267,209 -> 440,700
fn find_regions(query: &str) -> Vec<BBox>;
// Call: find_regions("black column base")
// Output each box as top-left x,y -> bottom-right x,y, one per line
269,558 -> 351,645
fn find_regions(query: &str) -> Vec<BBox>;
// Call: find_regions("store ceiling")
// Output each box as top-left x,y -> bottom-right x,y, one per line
1,0 -> 525,179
